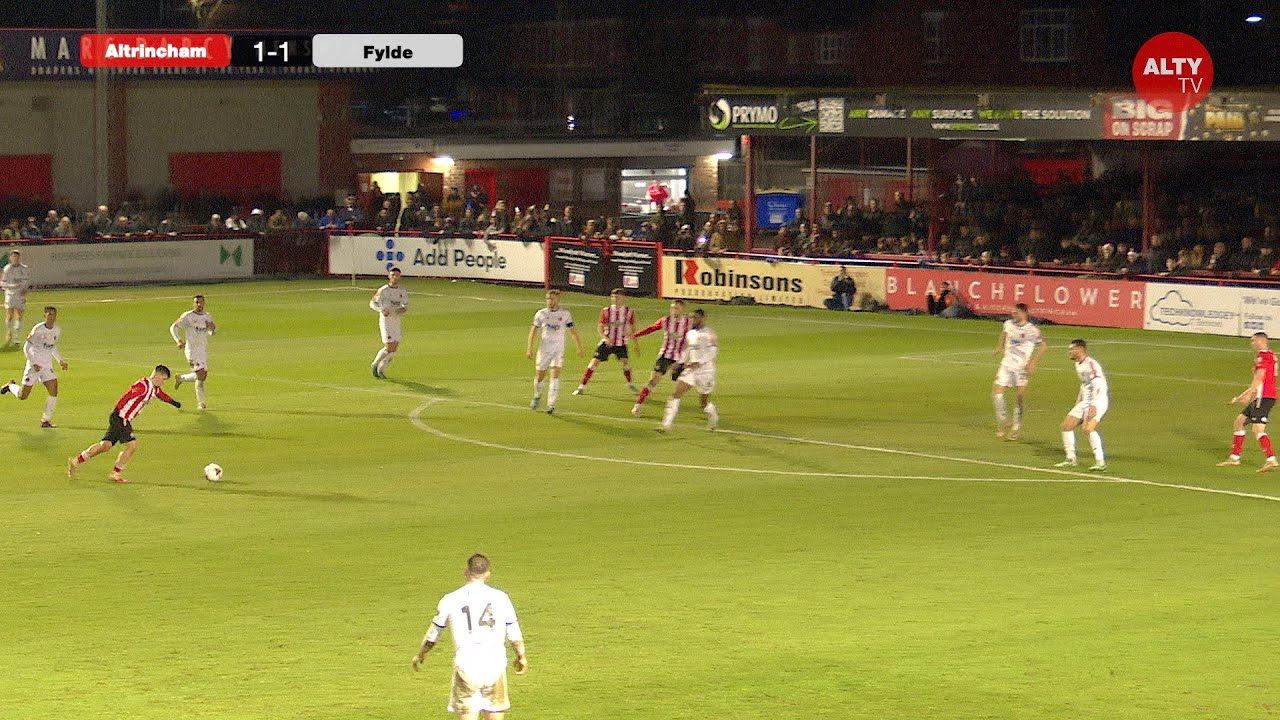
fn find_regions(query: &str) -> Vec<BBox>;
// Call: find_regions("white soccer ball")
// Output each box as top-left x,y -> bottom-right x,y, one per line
204,463 -> 223,482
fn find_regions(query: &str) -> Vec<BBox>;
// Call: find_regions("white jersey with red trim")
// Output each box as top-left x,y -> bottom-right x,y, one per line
1074,356 -> 1108,407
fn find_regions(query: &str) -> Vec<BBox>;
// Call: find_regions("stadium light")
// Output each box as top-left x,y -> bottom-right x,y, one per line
1246,13 -> 1264,22
713,151 -> 734,161
434,155 -> 455,167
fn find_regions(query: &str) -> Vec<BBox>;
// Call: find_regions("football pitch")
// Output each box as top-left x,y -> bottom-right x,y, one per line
1,277 -> 1277,719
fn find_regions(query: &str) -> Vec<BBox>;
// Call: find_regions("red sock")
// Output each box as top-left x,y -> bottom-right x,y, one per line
76,452 -> 88,463
636,386 -> 651,404
112,466 -> 122,473
580,367 -> 595,386
1232,432 -> 1246,456
624,368 -> 633,382
1260,433 -> 1274,458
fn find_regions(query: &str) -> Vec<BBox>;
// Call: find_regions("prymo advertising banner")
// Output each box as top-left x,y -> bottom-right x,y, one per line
886,268 -> 1145,328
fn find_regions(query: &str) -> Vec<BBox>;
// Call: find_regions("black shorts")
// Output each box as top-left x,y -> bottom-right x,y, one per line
654,356 -> 684,380
1242,397 -> 1276,424
593,342 -> 629,362
102,412 -> 135,445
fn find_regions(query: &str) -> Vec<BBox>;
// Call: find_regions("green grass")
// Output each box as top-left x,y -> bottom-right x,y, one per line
1,278 -> 1277,719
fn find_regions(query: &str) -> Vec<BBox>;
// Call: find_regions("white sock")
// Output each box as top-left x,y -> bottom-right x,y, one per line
533,379 -> 544,397
704,402 -> 718,426
1012,396 -> 1024,429
1088,431 -> 1105,464
179,372 -> 198,383
6,319 -> 17,340
1062,430 -> 1077,461
4,381 -> 18,396
548,378 -> 560,406
662,397 -> 681,428
377,351 -> 396,372
993,393 -> 1006,425
42,396 -> 56,421
371,348 -> 389,367
195,380 -> 206,406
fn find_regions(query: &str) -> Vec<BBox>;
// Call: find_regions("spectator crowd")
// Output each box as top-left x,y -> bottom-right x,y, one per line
7,172 -> 1280,279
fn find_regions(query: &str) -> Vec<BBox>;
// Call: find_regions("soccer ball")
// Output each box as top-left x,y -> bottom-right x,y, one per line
204,463 -> 223,482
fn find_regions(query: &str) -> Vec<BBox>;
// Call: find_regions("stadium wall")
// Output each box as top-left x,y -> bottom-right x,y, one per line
0,78 -> 343,208
0,83 -> 95,205
127,81 -> 321,202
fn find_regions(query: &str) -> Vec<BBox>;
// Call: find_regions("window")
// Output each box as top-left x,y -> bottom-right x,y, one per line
813,33 -> 847,65
1020,8 -> 1074,62
922,12 -> 944,64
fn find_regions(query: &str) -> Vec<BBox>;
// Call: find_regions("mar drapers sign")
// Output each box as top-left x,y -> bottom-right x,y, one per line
327,234 -> 545,283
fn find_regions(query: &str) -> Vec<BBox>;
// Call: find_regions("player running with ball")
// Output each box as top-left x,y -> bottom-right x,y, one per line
67,365 -> 181,483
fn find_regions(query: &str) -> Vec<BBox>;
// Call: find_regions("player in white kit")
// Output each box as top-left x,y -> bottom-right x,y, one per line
1,306 -> 67,427
2,249 -> 31,346
527,289 -> 584,414
412,554 -> 528,720
370,267 -> 408,378
657,308 -> 719,433
1056,338 -> 1109,471
170,294 -> 217,410
991,303 -> 1047,441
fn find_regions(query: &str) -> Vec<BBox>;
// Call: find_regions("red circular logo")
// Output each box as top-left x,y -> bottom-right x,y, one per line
1132,32 -> 1214,113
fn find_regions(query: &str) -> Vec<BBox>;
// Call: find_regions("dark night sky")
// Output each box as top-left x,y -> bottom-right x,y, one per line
5,0 -> 1277,87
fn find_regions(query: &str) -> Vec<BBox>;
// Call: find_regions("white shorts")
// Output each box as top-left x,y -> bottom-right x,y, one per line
680,366 -> 716,395
185,347 -> 208,372
994,365 -> 1029,388
23,363 -> 55,386
535,347 -> 564,371
448,663 -> 510,715
5,290 -> 25,311
379,316 -> 402,343
1068,399 -> 1108,423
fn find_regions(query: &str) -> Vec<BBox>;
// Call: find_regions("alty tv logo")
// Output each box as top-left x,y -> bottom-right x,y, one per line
674,259 -> 803,293
1133,32 -> 1214,113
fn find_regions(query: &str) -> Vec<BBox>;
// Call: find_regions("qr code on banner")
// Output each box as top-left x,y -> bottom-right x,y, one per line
818,97 -> 845,133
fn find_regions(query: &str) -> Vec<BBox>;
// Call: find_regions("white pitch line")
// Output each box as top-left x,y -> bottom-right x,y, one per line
60,356 -> 1280,503
415,397 -> 1280,503
407,400 -> 1111,485
897,354 -> 1241,387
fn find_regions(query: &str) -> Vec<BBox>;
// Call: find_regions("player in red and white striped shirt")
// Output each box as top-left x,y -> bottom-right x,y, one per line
631,299 -> 691,416
573,288 -> 639,396
67,365 -> 181,483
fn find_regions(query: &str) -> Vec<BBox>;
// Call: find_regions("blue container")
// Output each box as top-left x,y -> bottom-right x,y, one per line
755,192 -> 804,229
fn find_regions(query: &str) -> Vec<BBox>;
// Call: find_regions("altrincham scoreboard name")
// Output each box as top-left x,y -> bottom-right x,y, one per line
70,33 -> 463,69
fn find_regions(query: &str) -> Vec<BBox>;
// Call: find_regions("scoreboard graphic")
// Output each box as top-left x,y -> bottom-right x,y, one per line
74,33 -> 462,69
